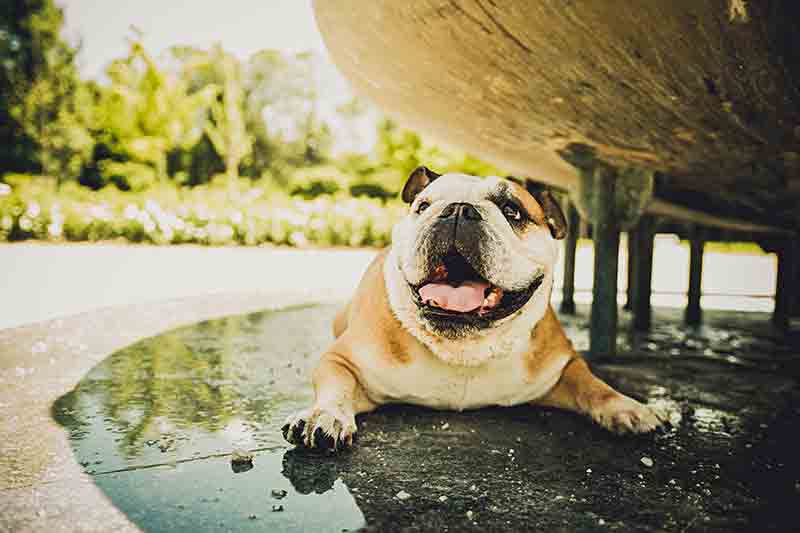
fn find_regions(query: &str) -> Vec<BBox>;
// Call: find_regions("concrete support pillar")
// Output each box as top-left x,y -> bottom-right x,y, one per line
559,202 -> 580,315
684,225 -> 705,326
590,168 -> 620,356
623,229 -> 637,311
773,240 -> 797,330
631,215 -> 655,331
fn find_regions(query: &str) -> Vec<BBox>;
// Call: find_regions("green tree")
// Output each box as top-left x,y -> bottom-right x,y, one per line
15,50 -> 95,189
96,40 -> 215,189
188,45 -> 252,182
1,0 -> 81,177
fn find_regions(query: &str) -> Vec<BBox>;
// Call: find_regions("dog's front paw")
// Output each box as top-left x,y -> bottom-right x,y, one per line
282,406 -> 357,452
589,394 -> 669,434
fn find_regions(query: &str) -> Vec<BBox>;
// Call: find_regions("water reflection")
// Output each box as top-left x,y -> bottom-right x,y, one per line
54,304 -> 365,532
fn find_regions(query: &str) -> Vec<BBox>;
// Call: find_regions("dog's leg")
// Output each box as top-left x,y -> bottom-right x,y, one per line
283,349 -> 375,451
536,357 -> 668,433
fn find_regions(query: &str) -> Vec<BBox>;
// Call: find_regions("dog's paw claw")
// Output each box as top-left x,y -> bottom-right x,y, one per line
283,407 -> 356,452
591,395 -> 667,434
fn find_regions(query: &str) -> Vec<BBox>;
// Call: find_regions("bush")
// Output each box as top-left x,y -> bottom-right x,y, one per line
0,174 -> 405,247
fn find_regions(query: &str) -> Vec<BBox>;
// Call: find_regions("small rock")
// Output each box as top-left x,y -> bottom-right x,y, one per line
231,449 -> 254,473
469,484 -> 477,491
248,514 -> 258,520
232,449 -> 253,462
271,504 -> 284,512
640,457 -> 654,468
598,518 -> 606,526
466,510 -> 474,520
396,490 -> 411,501
438,495 -> 448,502
586,468 -> 592,474
271,489 -> 288,499
441,423 -> 450,430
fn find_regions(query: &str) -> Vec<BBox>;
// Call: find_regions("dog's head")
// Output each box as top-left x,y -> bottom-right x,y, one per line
388,167 -> 567,347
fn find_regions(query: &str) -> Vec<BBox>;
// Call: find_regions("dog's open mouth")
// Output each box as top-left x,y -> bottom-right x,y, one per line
410,251 -> 542,323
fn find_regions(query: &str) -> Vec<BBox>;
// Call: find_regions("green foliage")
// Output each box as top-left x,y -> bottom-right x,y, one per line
1,0 -> 86,177
184,45 -> 252,181
0,175 -> 405,247
94,41 -> 216,188
0,24 -> 514,247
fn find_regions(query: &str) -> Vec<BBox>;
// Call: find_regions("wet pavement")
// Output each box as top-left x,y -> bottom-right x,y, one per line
51,304 -> 800,532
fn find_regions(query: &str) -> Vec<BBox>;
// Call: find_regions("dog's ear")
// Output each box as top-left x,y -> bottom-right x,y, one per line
402,166 -> 441,203
519,179 -> 568,240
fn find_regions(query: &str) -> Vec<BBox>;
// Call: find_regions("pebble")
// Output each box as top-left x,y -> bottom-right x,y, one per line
248,514 -> 258,520
396,490 -> 411,501
271,489 -> 288,499
439,495 -> 448,502
466,510 -> 474,520
231,449 -> 254,463
272,505 -> 284,512
640,457 -> 654,468
441,423 -> 450,430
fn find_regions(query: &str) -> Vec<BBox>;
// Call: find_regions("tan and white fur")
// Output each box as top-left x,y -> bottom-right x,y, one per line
283,169 -> 668,451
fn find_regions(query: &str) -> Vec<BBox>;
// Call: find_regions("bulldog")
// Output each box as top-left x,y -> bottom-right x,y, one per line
283,167 -> 668,451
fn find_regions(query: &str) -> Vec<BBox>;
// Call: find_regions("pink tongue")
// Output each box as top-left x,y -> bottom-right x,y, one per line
419,280 -> 491,312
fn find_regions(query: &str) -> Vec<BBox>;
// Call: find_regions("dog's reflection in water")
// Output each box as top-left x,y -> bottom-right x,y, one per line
281,448 -> 341,495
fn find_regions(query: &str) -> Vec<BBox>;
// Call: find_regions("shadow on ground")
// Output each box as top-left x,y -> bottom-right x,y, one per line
53,304 -> 800,532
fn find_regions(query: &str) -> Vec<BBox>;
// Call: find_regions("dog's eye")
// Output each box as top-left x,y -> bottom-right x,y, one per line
502,203 -> 521,221
417,201 -> 431,214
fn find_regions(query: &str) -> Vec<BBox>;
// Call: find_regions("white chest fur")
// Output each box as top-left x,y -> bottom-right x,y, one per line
353,344 -> 569,411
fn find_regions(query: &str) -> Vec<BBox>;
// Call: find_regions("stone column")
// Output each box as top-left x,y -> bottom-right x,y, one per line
631,216 -> 655,331
589,167 -> 620,356
773,240 -> 797,329
564,147 -> 655,357
684,225 -> 705,326
559,202 -> 580,315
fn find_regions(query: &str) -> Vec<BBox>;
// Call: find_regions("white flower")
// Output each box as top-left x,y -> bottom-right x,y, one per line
88,204 -> 112,221
288,231 -> 308,247
25,202 -> 40,218
124,204 -> 139,220
47,223 -> 63,238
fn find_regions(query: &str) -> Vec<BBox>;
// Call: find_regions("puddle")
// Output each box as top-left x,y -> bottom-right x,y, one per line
54,304 -> 365,532
52,304 -> 799,531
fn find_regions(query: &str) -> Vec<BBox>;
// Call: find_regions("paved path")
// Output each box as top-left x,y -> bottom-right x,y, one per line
0,239 -> 778,330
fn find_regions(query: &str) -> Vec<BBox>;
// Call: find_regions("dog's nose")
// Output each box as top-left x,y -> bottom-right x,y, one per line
439,203 -> 482,221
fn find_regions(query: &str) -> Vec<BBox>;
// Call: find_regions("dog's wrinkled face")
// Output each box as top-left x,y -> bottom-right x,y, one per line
390,167 -> 567,340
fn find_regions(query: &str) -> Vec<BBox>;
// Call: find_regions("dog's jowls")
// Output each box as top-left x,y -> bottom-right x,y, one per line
283,167 -> 669,452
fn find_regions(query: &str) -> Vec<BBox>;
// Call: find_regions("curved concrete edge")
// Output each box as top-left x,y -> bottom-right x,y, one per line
0,290 -> 346,533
